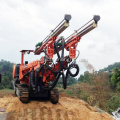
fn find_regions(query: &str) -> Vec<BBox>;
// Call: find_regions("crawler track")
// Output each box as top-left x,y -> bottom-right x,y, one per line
16,84 -> 30,103
50,88 -> 59,104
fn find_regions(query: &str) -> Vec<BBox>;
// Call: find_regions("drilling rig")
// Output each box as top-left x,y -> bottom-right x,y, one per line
13,14 -> 100,104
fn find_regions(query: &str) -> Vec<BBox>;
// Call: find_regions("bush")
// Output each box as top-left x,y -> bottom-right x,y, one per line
111,68 -> 120,91
106,95 -> 120,114
0,85 -> 4,90
81,93 -> 89,101
66,90 -> 73,96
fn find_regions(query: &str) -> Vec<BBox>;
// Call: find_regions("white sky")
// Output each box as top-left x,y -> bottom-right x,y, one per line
0,0 -> 120,74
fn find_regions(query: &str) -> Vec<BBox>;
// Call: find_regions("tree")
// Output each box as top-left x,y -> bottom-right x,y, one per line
78,71 -> 93,83
111,68 -> 120,91
67,75 -> 77,85
84,71 -> 90,82
78,75 -> 85,82
0,59 -> 13,89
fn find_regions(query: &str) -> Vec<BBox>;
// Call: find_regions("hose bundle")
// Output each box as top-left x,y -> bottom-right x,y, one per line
34,37 -> 79,91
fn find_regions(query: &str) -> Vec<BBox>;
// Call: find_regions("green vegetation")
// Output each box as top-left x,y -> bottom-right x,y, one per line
64,62 -> 120,114
106,95 -> 120,113
0,59 -> 13,89
78,71 -> 93,84
111,68 -> 120,91
66,90 -> 72,96
0,89 -> 14,92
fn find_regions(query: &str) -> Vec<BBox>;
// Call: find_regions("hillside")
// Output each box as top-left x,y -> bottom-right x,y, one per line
101,62 -> 120,71
0,93 -> 113,120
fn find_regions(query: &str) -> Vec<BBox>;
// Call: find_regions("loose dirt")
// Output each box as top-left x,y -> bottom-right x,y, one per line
0,95 -> 114,120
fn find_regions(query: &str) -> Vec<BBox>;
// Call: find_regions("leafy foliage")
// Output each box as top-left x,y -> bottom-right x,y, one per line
78,74 -> 84,82
106,95 -> 120,114
78,71 -> 93,84
0,59 -> 13,89
67,75 -> 77,85
111,68 -> 120,91
66,90 -> 73,96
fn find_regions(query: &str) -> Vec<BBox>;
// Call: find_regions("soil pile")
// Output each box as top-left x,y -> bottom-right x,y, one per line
0,96 -> 114,120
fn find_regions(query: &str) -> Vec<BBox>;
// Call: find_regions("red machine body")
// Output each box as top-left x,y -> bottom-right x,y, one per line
13,15 -> 100,103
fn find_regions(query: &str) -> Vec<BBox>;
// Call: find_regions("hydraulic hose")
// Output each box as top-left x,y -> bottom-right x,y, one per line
35,64 -> 44,88
45,64 -> 61,73
64,70 -> 69,89
35,63 -> 61,91
45,39 -> 67,90
23,71 -> 30,78
45,41 -> 64,74
42,72 -> 61,90
68,64 -> 79,77
54,42 -> 64,69
30,71 -> 36,88
45,41 -> 79,90
60,39 -> 69,69
63,64 -> 80,89
35,40 -> 79,91
60,72 -> 66,89
55,37 -> 69,69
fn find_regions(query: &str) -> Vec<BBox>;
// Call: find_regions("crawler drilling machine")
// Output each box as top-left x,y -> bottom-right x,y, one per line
13,14 -> 100,103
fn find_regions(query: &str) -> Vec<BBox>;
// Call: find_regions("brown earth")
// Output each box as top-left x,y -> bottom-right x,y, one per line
0,93 -> 114,120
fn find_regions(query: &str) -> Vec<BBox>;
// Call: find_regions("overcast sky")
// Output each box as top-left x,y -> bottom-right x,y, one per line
0,0 -> 120,74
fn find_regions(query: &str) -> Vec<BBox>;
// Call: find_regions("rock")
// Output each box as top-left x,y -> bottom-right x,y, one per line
0,108 -> 7,120
112,107 -> 120,120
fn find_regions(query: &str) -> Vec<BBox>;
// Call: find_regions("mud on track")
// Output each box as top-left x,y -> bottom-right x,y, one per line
0,96 -> 114,120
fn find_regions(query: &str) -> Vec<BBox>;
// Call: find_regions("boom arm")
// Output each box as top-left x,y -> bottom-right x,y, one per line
34,14 -> 71,58
56,15 -> 100,58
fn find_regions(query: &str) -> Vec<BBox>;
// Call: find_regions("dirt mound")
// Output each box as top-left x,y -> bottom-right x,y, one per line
0,96 -> 114,120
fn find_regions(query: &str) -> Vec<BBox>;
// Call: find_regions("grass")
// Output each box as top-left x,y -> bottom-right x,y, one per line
0,89 -> 14,97
0,89 -> 14,92
66,90 -> 73,96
